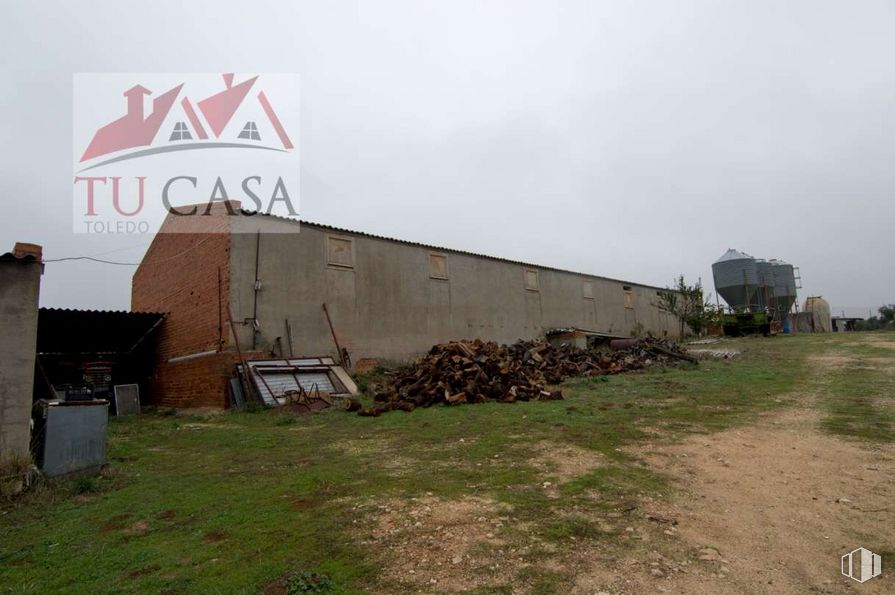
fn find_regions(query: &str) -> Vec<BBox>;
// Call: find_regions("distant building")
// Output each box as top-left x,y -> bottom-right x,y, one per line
832,316 -> 863,332
801,296 -> 832,332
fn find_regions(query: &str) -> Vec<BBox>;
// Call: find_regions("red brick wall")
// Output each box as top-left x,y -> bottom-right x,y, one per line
150,351 -> 267,409
132,204 -> 236,408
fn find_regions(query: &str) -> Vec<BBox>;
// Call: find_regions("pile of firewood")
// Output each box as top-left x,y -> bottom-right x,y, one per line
356,337 -> 694,416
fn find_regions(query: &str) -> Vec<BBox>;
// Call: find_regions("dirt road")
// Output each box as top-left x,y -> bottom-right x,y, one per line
366,338 -> 895,593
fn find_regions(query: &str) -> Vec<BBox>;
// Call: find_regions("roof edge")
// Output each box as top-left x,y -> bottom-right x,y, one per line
238,209 -> 676,293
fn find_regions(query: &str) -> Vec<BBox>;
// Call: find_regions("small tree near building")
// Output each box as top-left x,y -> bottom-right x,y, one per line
657,275 -> 706,338
880,304 -> 895,327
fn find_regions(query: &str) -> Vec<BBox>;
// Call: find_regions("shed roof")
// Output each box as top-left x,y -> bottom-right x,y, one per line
37,308 -> 165,355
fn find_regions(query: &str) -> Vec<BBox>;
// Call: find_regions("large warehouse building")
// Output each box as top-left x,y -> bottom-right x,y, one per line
133,203 -> 678,408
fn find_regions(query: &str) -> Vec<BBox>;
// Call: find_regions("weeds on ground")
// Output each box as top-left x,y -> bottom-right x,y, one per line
285,571 -> 334,594
0,454 -> 33,502
821,363 -> 895,443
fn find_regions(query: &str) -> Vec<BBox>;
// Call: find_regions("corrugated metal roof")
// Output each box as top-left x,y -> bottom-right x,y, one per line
37,308 -> 165,355
243,210 -> 673,292
39,307 -> 164,316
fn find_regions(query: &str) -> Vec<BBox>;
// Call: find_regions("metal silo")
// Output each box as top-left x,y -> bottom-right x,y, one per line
712,249 -> 760,310
769,259 -> 797,315
755,259 -> 775,310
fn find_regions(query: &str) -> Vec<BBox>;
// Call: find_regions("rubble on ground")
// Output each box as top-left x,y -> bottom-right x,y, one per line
687,348 -> 740,359
356,337 -> 694,416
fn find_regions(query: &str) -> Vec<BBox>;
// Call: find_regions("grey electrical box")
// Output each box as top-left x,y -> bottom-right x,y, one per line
34,400 -> 109,477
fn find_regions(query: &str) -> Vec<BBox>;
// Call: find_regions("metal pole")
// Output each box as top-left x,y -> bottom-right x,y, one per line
322,303 -> 344,365
227,303 -> 256,403
285,318 -> 295,358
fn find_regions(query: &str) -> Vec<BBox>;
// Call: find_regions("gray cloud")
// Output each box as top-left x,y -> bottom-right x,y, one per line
2,0 -> 892,317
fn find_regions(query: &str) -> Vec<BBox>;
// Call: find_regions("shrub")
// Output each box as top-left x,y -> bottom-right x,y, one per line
73,476 -> 100,495
285,571 -> 333,594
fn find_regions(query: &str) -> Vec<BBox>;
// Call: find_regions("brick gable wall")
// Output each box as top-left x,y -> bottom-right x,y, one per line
132,205 -> 237,407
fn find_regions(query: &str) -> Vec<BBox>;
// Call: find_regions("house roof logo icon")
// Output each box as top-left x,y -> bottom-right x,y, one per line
842,547 -> 882,583
79,73 -> 294,168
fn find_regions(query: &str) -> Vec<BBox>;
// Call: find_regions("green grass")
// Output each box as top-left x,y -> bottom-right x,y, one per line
0,333 -> 890,593
815,336 -> 895,443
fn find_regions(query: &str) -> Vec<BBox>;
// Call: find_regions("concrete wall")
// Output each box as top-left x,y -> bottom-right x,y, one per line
227,216 -> 677,363
0,244 -> 43,462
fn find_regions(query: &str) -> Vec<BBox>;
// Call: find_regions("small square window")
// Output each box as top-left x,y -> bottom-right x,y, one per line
583,281 -> 594,299
524,268 -> 539,291
429,253 -> 448,280
327,236 -> 353,268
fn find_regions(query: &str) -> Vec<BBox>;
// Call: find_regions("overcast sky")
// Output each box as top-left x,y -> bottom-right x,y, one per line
2,1 -> 893,318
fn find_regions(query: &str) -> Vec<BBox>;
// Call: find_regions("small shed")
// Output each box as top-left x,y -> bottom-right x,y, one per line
35,308 -> 165,409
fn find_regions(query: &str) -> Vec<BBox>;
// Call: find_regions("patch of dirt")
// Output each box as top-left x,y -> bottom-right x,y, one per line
203,529 -> 228,543
290,498 -> 322,511
598,407 -> 895,594
155,509 -> 176,520
358,496 -> 525,592
261,578 -> 288,595
638,426 -> 672,440
530,441 -> 605,484
127,564 -> 160,579
378,455 -> 420,477
330,437 -> 394,456
124,520 -> 151,536
808,355 -> 857,368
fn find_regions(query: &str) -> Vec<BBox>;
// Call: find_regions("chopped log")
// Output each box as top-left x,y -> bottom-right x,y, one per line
446,392 -> 467,405
358,337 -> 692,416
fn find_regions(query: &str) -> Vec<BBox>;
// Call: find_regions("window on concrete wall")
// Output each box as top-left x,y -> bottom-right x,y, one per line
583,281 -> 594,299
327,236 -> 354,268
524,268 -> 539,291
623,286 -> 634,309
428,253 -> 448,280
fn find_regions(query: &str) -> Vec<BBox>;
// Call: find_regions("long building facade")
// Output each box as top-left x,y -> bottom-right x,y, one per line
133,203 -> 678,408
